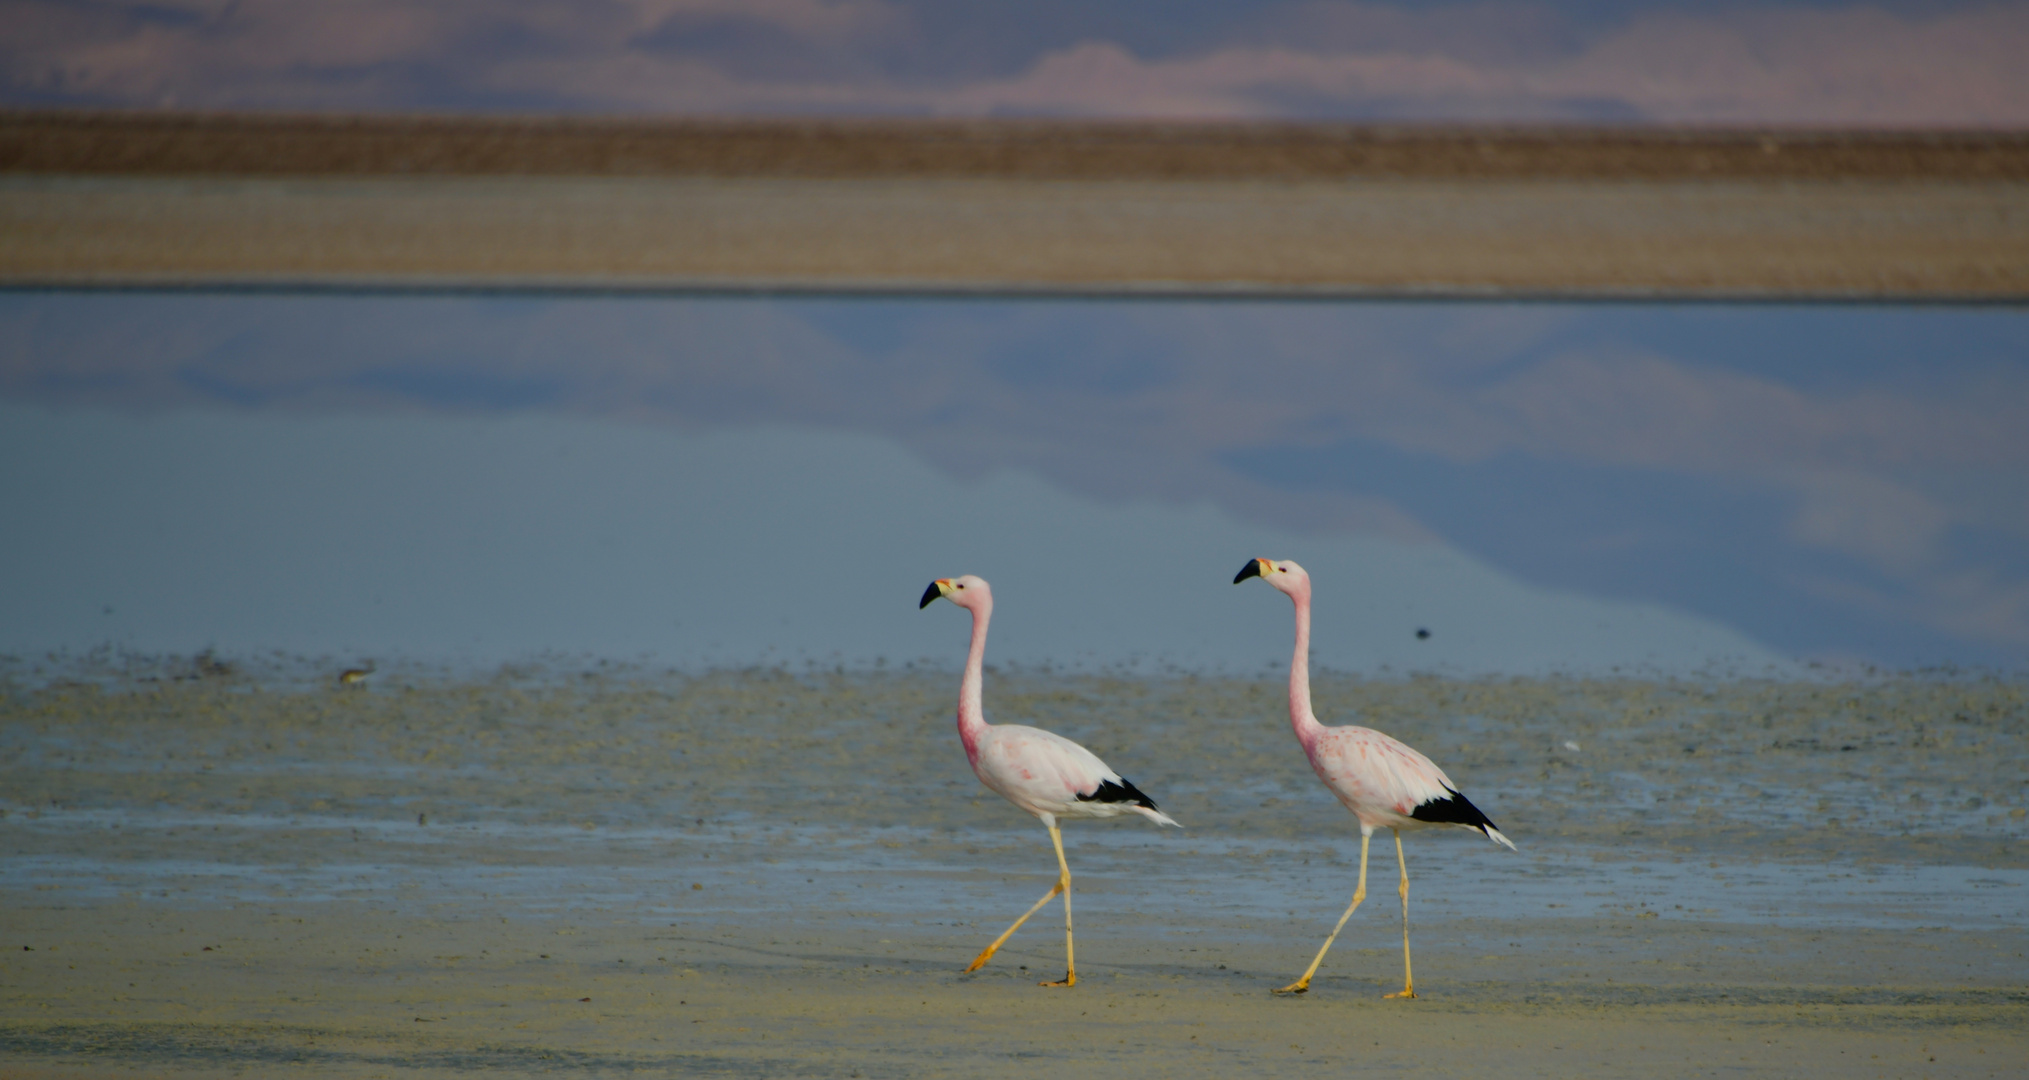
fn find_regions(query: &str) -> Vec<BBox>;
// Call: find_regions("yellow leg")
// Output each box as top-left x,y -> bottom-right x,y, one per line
962,878 -> 1061,973
963,822 -> 1076,984
1040,823 -> 1076,987
1274,829 -> 1371,994
1382,828 -> 1417,999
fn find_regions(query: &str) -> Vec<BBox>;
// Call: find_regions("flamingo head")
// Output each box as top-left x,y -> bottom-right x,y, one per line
920,574 -> 991,611
1233,557 -> 1310,597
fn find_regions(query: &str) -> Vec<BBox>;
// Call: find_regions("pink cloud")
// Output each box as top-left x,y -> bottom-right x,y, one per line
936,41 -> 1508,118
1784,468 -> 1951,574
628,0 -> 907,41
1534,5 -> 2029,125
4,1 -> 2025,123
951,4 -> 2029,123
1463,351 -> 2029,476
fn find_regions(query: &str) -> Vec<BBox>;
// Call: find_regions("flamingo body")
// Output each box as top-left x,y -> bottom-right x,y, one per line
1302,725 -> 1510,845
969,724 -> 1174,826
921,574 -> 1177,986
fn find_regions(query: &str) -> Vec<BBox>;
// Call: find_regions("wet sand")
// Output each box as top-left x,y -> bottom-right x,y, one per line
3,659 -> 2025,1076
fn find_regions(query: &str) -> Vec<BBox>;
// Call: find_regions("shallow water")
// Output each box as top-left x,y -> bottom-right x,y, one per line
5,662 -> 2026,922
7,806 -> 2026,937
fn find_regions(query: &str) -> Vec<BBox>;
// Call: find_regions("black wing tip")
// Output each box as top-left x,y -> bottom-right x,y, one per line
1076,777 -> 1160,812
1408,786 -> 1500,834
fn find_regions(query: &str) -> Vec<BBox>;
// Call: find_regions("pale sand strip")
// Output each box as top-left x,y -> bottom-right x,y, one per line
5,173 -> 2026,298
5,902 -> 2023,1079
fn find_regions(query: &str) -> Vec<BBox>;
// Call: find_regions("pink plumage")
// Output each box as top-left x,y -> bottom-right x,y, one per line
1236,556 -> 1513,998
1304,725 -> 1511,844
921,574 -> 1178,987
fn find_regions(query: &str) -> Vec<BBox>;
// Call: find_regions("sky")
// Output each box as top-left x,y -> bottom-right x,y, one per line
5,0 -> 2028,125
3,293 -> 2025,672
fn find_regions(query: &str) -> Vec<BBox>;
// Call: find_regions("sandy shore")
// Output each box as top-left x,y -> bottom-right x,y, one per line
6,113 -> 2026,299
3,660 -> 2025,1076
9,172 -> 2022,300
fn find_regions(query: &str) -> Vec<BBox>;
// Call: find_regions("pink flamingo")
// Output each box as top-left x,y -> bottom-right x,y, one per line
1235,557 -> 1515,998
921,575 -> 1179,987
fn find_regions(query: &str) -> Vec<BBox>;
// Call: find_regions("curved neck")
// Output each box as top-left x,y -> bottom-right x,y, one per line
956,599 -> 993,754
1289,588 -> 1322,744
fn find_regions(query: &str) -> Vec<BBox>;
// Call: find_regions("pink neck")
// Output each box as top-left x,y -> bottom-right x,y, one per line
1289,586 -> 1323,746
956,598 -> 993,758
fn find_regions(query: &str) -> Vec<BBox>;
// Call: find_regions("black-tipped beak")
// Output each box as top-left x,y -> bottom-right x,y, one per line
919,581 -> 944,609
1233,558 -> 1264,584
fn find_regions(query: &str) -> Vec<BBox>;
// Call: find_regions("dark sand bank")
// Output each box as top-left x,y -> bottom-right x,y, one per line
3,662 -> 2024,1076
8,113 -> 2026,181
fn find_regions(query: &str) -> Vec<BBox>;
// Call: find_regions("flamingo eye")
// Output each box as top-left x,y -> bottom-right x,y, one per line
956,583 -> 966,589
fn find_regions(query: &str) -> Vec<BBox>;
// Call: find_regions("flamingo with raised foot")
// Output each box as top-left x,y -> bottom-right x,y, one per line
1235,557 -> 1515,998
921,575 -> 1179,987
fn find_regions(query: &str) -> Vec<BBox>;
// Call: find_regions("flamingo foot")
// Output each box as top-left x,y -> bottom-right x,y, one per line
962,949 -> 996,973
1272,981 -> 1310,995
1040,972 -> 1076,987
1384,988 -> 1417,999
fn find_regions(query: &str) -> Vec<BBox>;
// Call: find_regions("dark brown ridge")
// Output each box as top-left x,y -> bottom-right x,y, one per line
4,110 -> 2028,181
